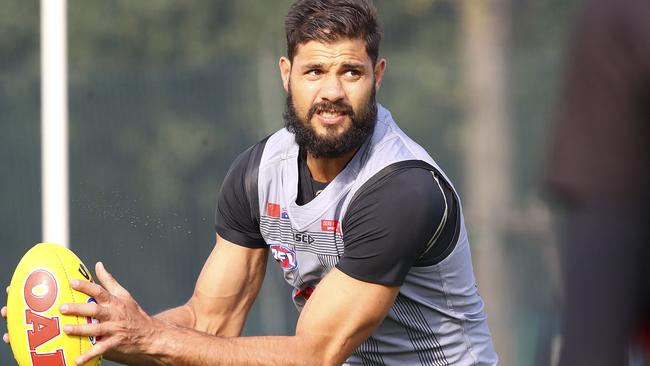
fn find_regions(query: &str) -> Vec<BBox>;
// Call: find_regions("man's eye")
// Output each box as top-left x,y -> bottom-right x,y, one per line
345,70 -> 361,78
307,69 -> 322,76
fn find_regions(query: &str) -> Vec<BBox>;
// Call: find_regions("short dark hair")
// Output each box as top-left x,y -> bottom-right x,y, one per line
285,0 -> 382,65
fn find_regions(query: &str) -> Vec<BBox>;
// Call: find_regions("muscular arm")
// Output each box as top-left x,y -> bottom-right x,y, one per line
155,234 -> 268,336
65,263 -> 397,366
157,268 -> 397,366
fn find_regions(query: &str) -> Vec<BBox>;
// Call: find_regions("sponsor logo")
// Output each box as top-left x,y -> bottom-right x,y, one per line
23,269 -> 66,365
270,244 -> 297,271
281,210 -> 289,219
293,232 -> 315,245
321,220 -> 340,233
266,203 -> 281,218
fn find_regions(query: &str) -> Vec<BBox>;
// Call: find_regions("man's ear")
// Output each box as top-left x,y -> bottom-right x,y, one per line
374,58 -> 387,91
279,57 -> 292,92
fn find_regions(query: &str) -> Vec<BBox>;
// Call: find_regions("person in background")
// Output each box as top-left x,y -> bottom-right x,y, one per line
544,0 -> 650,364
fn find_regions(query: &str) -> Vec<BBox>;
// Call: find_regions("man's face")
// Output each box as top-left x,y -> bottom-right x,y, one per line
280,38 -> 386,158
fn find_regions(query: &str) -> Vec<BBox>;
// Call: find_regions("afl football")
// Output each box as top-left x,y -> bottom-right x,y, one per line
6,243 -> 101,366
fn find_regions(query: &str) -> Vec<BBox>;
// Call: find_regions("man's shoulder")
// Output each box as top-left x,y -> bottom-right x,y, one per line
370,106 -> 435,162
227,128 -> 297,177
257,128 -> 300,167
365,105 -> 458,189
352,162 -> 443,205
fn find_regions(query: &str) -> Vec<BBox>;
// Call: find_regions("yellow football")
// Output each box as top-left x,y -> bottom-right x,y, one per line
7,243 -> 101,366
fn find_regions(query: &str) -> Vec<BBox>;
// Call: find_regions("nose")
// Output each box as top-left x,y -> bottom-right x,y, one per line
319,73 -> 344,102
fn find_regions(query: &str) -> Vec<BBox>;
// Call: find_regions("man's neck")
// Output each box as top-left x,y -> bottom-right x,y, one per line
306,148 -> 358,183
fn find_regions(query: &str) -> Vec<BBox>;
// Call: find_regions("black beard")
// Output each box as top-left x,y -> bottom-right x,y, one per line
283,88 -> 377,159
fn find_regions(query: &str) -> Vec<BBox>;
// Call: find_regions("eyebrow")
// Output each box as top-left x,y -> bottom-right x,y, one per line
300,62 -> 367,71
341,63 -> 366,72
301,63 -> 325,70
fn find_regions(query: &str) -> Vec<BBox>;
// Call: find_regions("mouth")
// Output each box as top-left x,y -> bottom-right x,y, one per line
314,109 -> 348,125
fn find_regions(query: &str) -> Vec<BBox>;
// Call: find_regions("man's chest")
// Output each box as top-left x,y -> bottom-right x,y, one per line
258,200 -> 345,307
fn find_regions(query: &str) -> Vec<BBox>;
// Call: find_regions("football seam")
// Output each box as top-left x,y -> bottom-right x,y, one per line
51,248 -> 84,359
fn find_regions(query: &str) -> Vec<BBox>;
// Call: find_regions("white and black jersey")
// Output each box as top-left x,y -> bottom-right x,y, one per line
216,105 -> 498,365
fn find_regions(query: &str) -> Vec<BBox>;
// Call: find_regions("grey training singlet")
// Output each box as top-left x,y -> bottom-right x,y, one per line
257,105 -> 498,365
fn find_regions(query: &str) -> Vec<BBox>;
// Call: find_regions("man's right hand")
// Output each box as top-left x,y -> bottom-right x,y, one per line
2,286 -> 9,344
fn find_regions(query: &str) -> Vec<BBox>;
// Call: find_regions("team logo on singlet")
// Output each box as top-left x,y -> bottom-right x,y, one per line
270,244 -> 297,271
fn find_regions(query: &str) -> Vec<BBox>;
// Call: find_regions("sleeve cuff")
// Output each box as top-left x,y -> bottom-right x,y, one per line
335,262 -> 404,287
215,225 -> 267,249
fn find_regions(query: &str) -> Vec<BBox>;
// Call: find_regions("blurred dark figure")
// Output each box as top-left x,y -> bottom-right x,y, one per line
544,0 -> 650,364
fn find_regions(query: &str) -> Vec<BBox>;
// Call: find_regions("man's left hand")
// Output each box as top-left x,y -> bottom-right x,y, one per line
61,262 -> 162,366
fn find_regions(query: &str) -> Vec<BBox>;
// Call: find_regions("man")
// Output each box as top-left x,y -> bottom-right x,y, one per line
544,0 -> 650,364
3,0 -> 497,364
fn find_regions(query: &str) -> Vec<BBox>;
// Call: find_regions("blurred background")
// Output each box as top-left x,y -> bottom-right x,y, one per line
1,0 -> 579,365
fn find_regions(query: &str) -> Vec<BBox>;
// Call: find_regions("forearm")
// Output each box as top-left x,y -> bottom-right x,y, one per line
155,304 -> 195,328
64,266 -> 390,366
146,320 -> 329,366
153,295 -> 252,337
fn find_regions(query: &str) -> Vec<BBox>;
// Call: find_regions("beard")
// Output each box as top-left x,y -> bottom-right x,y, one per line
283,85 -> 377,159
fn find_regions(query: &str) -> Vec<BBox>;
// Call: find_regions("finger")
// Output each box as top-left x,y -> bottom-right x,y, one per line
63,322 -> 105,338
76,341 -> 112,366
70,279 -> 111,304
96,262 -> 128,296
1,306 -> 6,319
3,333 -> 9,344
60,302 -> 107,321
